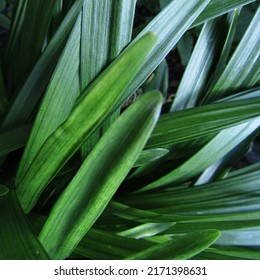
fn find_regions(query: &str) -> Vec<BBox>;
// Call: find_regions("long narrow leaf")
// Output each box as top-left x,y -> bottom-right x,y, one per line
39,91 -> 162,259
139,119 -> 260,192
16,14 -> 82,181
125,230 -> 220,260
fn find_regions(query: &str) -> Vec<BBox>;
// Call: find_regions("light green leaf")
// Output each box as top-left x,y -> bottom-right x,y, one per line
139,118 -> 260,192
171,16 -> 231,111
16,32 -> 157,213
134,148 -> 169,167
193,0 -> 256,26
147,98 -> 260,148
39,91 -> 162,259
125,230 -> 220,260
118,222 -> 175,239
0,191 -> 49,260
204,6 -> 260,102
119,0 -> 211,104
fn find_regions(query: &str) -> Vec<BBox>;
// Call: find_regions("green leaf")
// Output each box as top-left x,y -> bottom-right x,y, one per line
193,0 -> 256,26
147,98 -> 260,148
16,14 -> 82,181
5,0 -> 57,91
125,230 -> 220,260
171,15 -> 231,111
216,227 -> 260,246
206,245 -> 260,260
74,228 -> 154,260
0,190 -> 49,260
2,0 -> 83,128
134,148 -> 169,167
119,0 -> 211,104
204,6 -> 260,102
118,222 -> 175,239
80,0 -> 136,157
39,91 -> 162,259
139,118 -> 260,192
80,0 -> 136,90
16,32 -> 157,213
0,125 -> 31,157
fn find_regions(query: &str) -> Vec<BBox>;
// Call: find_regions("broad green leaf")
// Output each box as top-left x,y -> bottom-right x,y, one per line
125,230 -> 220,260
147,98 -> 260,148
1,0 -> 83,128
139,118 -> 260,192
171,15 -> 232,112
16,14 -> 82,181
118,222 -> 175,239
16,32 -> 157,213
192,0 -> 256,26
0,184 -> 9,196
39,91 -> 162,259
74,228 -> 154,260
133,148 -> 169,167
0,190 -> 49,260
204,6 -> 260,102
0,125 -> 31,157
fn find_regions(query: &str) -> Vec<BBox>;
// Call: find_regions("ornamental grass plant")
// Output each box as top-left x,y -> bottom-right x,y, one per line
0,0 -> 259,260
